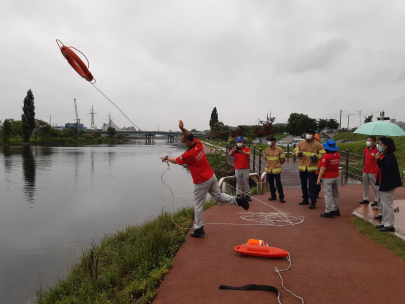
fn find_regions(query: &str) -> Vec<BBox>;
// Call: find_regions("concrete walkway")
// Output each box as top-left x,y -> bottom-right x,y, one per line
153,185 -> 405,304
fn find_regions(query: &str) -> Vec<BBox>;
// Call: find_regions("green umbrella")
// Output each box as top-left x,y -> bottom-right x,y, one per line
353,121 -> 405,136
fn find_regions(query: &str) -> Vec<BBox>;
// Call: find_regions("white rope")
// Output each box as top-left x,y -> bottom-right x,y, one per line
275,253 -> 305,304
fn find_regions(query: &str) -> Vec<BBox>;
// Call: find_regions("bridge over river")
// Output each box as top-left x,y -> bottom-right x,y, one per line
100,130 -> 205,142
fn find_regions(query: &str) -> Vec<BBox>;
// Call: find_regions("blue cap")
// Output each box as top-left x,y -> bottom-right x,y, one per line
236,136 -> 243,142
323,139 -> 339,152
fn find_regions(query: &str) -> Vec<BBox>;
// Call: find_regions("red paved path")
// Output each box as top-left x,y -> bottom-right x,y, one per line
153,185 -> 405,304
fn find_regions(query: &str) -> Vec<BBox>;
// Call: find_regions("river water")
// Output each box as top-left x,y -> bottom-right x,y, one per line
0,140 -> 196,303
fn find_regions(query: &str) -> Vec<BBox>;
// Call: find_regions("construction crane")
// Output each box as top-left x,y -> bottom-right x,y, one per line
74,98 -> 80,127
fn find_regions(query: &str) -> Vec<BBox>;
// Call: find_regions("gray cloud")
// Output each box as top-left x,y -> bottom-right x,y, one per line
292,37 -> 351,73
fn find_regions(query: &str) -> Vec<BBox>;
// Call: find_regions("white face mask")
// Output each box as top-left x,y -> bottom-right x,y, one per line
237,143 -> 242,147
268,141 -> 272,146
366,141 -> 372,147
306,134 -> 313,140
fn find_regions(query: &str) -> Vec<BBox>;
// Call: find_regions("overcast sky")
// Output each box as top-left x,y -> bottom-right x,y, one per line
2,0 -> 405,131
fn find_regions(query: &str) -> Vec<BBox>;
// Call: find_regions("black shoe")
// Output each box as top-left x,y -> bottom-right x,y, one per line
379,227 -> 395,232
268,196 -> 277,201
376,224 -> 384,229
330,209 -> 340,216
279,197 -> 285,203
371,201 -> 378,207
321,212 -> 333,218
245,195 -> 252,202
299,201 -> 309,205
236,197 -> 249,210
359,200 -> 369,205
374,215 -> 382,220
190,227 -> 205,238
309,203 -> 316,209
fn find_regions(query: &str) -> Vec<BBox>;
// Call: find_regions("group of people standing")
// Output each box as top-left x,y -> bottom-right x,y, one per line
231,128 -> 402,233
162,120 -> 402,238
360,136 -> 402,232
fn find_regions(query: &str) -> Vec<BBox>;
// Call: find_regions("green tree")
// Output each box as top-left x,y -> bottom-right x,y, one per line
317,119 -> 328,131
209,107 -> 218,128
21,89 -> 36,143
10,121 -> 23,139
364,115 -> 373,124
107,127 -> 116,138
211,122 -> 229,141
286,113 -> 317,136
326,119 -> 339,130
2,119 -> 12,144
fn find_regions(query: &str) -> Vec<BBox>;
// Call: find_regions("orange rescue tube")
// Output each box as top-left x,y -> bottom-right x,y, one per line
235,244 -> 288,258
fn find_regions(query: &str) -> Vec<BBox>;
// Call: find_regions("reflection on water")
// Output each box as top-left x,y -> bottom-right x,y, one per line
22,146 -> 36,204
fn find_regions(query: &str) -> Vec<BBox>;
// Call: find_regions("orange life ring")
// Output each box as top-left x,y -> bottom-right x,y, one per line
235,244 -> 288,258
57,40 -> 95,82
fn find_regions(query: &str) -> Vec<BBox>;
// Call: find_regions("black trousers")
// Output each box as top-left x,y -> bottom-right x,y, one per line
267,173 -> 284,198
299,170 -> 317,203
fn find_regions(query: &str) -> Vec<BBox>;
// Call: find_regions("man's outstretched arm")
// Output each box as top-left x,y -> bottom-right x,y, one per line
179,120 -> 189,133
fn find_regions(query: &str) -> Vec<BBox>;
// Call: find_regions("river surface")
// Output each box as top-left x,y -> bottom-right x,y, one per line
0,140 -> 196,303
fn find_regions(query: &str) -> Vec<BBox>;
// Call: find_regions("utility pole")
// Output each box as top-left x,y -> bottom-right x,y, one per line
340,110 -> 342,131
50,115 -> 51,125
73,98 -> 80,129
88,106 -> 97,130
357,110 -> 362,126
347,114 -> 353,130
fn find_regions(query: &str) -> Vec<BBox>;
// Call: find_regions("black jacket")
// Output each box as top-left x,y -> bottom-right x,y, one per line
376,152 -> 402,191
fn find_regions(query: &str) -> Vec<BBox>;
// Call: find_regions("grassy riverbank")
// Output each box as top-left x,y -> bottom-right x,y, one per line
37,202 -> 216,304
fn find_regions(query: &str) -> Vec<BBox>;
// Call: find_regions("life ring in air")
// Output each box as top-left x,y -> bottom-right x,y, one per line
56,39 -> 95,83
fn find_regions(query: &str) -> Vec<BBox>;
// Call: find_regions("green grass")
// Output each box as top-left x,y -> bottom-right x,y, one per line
351,216 -> 405,260
333,132 -> 369,141
206,153 -> 234,174
37,202 -> 217,304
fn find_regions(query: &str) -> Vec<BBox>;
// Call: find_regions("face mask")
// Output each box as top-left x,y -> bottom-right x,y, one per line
237,143 -> 242,147
268,141 -> 272,146
366,141 -> 372,147
306,134 -> 313,140
378,145 -> 384,152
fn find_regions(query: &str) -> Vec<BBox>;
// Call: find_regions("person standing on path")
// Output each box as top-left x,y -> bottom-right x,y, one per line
229,136 -> 252,201
317,139 -> 341,218
161,120 -> 249,238
314,133 -> 322,198
374,136 -> 402,232
294,128 -> 325,209
264,136 -> 286,203
359,136 -> 379,207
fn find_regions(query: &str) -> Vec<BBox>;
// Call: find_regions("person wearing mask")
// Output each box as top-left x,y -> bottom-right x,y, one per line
264,136 -> 286,203
359,136 -> 379,207
316,139 -> 341,218
229,136 -> 252,201
161,121 -> 249,238
294,128 -> 325,209
374,137 -> 402,232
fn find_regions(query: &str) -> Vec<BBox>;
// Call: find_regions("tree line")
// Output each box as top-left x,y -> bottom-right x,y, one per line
208,107 -> 340,141
1,89 -> 119,144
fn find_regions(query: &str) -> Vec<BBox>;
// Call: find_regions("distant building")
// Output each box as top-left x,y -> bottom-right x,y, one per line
102,121 -> 120,131
53,126 -> 66,130
65,123 -> 87,131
